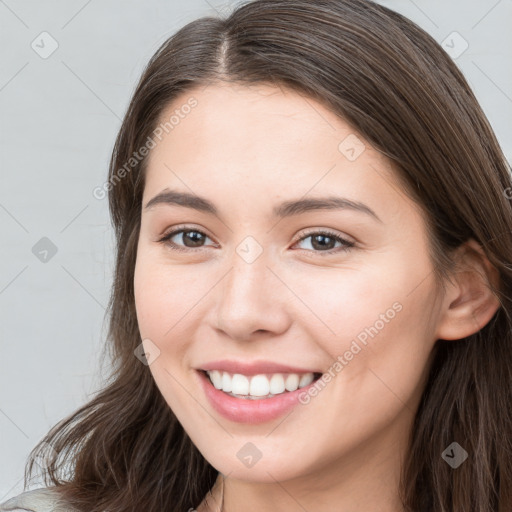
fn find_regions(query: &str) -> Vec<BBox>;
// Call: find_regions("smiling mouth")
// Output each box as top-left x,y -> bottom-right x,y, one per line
200,369 -> 323,400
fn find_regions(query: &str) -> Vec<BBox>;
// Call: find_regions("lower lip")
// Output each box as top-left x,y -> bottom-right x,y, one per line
197,370 -> 319,424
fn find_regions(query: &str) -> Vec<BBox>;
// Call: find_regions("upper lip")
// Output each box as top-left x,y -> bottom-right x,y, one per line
198,359 -> 321,376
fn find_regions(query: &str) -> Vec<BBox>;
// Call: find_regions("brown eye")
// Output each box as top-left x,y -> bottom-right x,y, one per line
293,230 -> 355,256
158,227 -> 215,252
157,226 -> 355,256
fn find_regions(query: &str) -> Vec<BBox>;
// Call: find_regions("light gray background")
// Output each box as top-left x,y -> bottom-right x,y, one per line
1,0 -> 510,499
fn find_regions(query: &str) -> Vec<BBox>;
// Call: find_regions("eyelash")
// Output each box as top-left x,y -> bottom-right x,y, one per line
157,225 -> 355,256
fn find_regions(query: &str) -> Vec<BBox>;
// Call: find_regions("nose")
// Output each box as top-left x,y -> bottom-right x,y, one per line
213,249 -> 291,342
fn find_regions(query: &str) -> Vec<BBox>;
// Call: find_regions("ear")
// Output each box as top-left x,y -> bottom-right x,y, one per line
435,238 -> 501,341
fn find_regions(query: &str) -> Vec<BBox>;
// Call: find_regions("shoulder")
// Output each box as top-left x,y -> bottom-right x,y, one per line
0,487 -> 76,512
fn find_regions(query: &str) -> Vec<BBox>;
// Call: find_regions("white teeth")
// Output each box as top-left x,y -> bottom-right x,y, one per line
209,370 -> 223,389
269,374 -> 285,395
206,370 -> 317,398
249,375 -> 270,397
285,373 -> 299,391
222,371 -> 233,392
299,373 -> 314,388
231,374 -> 249,395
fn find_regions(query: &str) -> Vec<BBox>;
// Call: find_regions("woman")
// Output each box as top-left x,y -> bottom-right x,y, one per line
2,0 -> 511,510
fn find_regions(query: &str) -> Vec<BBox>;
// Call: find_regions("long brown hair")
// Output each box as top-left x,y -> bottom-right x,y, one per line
24,0 -> 512,510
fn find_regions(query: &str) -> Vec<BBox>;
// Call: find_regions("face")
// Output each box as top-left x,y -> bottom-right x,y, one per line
134,82 -> 444,486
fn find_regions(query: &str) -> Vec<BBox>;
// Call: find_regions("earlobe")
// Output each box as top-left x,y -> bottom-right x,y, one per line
435,239 -> 501,341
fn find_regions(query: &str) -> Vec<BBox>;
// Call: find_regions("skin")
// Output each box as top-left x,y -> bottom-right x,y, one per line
133,82 -> 500,512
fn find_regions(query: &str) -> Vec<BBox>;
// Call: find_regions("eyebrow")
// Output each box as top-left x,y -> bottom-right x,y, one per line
144,189 -> 382,223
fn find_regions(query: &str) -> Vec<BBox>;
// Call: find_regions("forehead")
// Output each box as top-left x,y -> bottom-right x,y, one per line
155,82 -> 342,156
142,82 -> 407,221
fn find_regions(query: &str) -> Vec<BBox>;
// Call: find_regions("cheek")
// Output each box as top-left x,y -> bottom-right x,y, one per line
134,249 -> 194,339
133,249 -> 219,375
286,252 -> 437,383
285,263 -> 402,341
275,259 -> 437,457
133,252 -> 204,416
